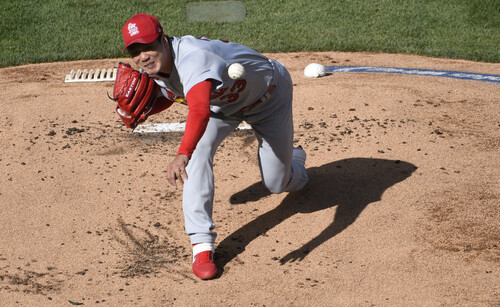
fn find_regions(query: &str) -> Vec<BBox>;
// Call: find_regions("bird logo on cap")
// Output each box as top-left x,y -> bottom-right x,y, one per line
128,23 -> 139,36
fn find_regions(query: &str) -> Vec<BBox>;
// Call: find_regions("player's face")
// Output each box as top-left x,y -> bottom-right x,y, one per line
128,36 -> 172,75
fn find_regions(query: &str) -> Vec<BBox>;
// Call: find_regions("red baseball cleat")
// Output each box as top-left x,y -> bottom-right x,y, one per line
192,243 -> 217,280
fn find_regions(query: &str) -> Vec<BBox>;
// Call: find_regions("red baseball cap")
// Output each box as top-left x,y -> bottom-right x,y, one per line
122,14 -> 163,52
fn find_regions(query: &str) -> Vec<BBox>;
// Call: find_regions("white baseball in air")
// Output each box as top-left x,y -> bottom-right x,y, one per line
228,63 -> 245,80
304,63 -> 326,78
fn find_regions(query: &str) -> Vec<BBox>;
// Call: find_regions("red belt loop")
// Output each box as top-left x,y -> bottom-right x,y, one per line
241,85 -> 275,112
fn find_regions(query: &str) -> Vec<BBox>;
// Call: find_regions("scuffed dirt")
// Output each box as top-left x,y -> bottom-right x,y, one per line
0,52 -> 499,306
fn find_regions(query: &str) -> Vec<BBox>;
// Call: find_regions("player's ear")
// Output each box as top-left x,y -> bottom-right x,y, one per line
161,35 -> 172,57
158,34 -> 167,45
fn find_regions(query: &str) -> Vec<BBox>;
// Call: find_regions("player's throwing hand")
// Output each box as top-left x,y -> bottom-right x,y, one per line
166,154 -> 189,189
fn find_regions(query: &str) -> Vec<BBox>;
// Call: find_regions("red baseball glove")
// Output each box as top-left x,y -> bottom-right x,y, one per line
109,62 -> 160,129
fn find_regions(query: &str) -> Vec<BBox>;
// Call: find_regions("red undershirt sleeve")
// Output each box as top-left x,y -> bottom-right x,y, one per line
177,80 -> 212,158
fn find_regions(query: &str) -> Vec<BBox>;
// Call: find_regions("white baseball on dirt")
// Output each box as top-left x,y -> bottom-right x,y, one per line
304,63 -> 326,78
228,63 -> 245,80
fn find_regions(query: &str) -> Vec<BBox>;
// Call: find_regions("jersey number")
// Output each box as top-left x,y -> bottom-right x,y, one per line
211,80 -> 247,103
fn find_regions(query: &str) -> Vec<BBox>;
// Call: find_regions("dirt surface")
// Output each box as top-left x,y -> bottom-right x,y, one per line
0,52 -> 499,306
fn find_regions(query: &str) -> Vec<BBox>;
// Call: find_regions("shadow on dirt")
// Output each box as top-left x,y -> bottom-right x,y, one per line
216,157 -> 417,273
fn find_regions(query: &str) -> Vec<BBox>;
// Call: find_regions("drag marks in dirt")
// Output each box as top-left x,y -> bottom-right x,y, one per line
0,260 -> 65,296
110,217 -> 192,280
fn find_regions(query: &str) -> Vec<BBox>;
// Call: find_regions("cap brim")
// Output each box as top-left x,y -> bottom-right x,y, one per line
123,35 -> 159,52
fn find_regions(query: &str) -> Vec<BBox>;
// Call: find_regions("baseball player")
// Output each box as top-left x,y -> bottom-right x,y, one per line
118,14 -> 309,279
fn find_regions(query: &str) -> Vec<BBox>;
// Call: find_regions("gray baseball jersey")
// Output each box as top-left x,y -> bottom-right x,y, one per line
153,35 -> 274,116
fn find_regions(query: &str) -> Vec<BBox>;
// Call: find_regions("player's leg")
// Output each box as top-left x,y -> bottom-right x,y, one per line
182,115 -> 241,245
250,61 -> 308,194
252,108 -> 308,194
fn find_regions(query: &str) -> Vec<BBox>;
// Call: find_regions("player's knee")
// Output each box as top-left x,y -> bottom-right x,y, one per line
263,177 -> 287,194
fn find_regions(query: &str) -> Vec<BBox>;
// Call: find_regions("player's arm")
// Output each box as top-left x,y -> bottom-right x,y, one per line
177,80 -> 212,158
166,80 -> 211,189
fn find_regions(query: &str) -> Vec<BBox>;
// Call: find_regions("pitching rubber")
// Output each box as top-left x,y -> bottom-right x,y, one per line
64,67 -> 117,83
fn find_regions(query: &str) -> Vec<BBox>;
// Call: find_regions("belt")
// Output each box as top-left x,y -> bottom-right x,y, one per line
241,85 -> 276,112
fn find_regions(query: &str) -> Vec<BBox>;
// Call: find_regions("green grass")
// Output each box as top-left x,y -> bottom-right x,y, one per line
1,0 -> 499,67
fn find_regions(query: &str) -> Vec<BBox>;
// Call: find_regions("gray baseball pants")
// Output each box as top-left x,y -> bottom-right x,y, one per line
182,60 -> 309,244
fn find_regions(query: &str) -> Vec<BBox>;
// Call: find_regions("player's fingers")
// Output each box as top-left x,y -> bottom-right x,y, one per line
166,167 -> 178,189
179,166 -> 188,180
177,168 -> 186,185
167,176 -> 178,189
166,155 -> 188,189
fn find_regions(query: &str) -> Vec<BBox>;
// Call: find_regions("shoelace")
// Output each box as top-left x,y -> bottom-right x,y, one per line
195,251 -> 213,264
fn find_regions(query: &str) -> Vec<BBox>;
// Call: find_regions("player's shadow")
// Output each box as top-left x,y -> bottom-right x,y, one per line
215,157 -> 417,272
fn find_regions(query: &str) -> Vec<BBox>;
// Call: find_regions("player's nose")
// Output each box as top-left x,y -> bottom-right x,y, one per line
138,52 -> 150,62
